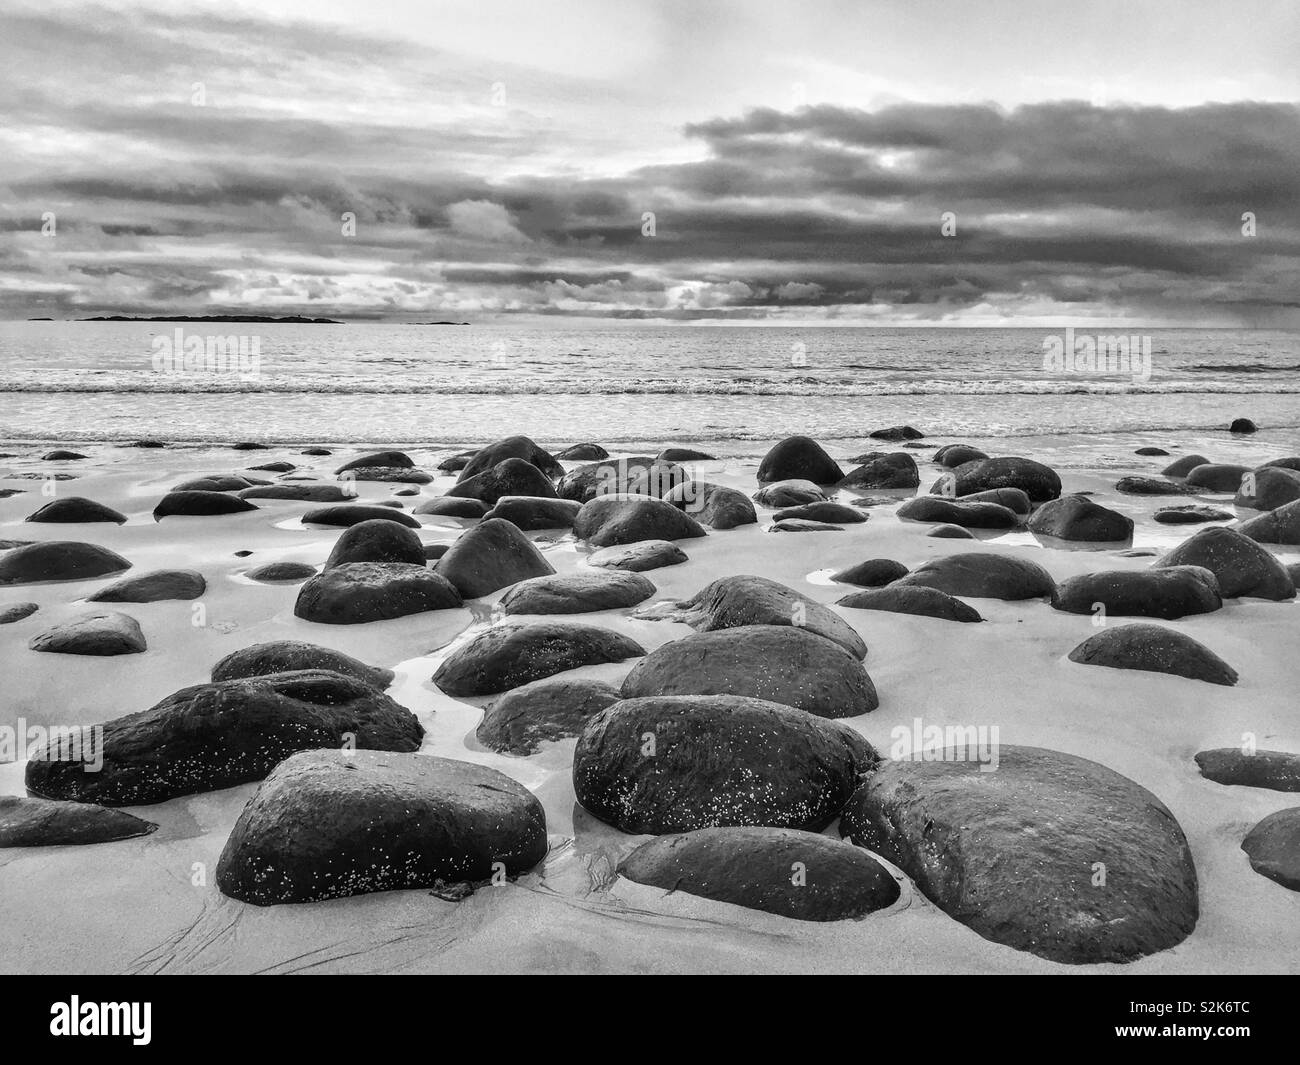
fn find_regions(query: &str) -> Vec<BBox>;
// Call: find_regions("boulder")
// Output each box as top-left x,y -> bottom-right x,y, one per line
41,449 -> 86,460
619,827 -> 899,920
445,458 -> 559,506
211,640 -> 394,689
246,561 -> 316,582
756,436 -> 843,485
1195,749 -> 1300,792
897,497 -> 1019,528
1115,476 -> 1189,496
0,602 -> 39,624
1229,417 -> 1258,434
457,436 -> 563,483
837,585 -> 982,623
751,480 -> 827,507
959,487 -> 1032,515
337,466 -> 433,485
216,750 -> 547,904
1153,526 -> 1294,600
0,796 -> 156,847
829,558 -> 909,587
1135,447 -> 1170,456
154,491 -> 259,519
25,497 -> 126,524
334,450 -> 414,474
869,425 -> 923,441
895,553 -> 1057,601
773,502 -> 867,524
1027,495 -> 1134,542
927,524 -> 974,538
29,611 -> 146,656
300,447 -> 332,456
433,622 -> 645,696
555,443 -> 609,461
86,569 -> 206,603
1054,566 -> 1222,620
476,677 -> 622,755
620,625 -> 878,718
324,518 -> 425,569
574,694 -> 876,834
482,495 -> 582,530
656,446 -> 716,462
771,519 -> 843,532
230,442 -> 268,450
665,574 -> 867,659
934,444 -> 988,468
0,541 -> 132,585
499,571 -> 656,615
295,562 -> 462,624
1068,623 -> 1237,685
1234,466 -> 1300,510
300,504 -> 420,529
246,460 -> 295,473
573,494 -> 707,548
587,540 -> 688,571
1237,499 -> 1300,545
932,456 -> 1061,502
237,484 -> 352,503
435,518 -> 556,598
25,670 -> 422,805
1263,456 -> 1300,472
1162,454 -> 1211,478
839,746 -> 1198,963
173,476 -> 257,492
1185,463 -> 1251,493
1154,505 -> 1234,524
662,481 -> 757,529
839,452 -> 919,489
1241,809 -> 1300,891
415,496 -> 490,519
557,457 -> 687,503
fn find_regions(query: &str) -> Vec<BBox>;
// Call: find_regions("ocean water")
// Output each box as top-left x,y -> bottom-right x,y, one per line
2,321 -> 1299,449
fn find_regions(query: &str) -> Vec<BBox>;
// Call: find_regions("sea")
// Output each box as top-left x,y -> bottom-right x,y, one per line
2,322 -> 1299,458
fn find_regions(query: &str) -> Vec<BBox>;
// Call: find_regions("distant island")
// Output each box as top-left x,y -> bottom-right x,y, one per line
411,321 -> 471,326
76,315 -> 343,324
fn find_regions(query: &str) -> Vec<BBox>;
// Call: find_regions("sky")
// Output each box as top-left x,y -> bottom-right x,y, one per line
2,0 -> 1299,324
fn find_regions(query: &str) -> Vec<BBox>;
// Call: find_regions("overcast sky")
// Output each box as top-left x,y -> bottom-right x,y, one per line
3,0 -> 1299,324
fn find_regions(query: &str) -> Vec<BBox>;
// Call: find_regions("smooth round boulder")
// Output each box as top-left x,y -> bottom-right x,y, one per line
476,677 -> 622,755
1154,505 -> 1234,524
1153,526 -> 1295,600
246,561 -> 316,582
457,436 -> 563,483
86,569 -> 206,603
656,446 -> 716,462
0,602 -> 39,624
1162,454 -> 1211,478
587,540 -> 688,571
216,750 -> 547,904
415,496 -> 490,519
895,553 -> 1057,601
574,694 -> 876,834
868,425 -> 923,441
934,444 -> 988,468
301,447 -> 332,456
837,585 -> 982,623
0,796 -> 156,848
555,443 -> 609,461
557,457 -> 687,503
1116,476 -> 1188,496
246,460 -> 295,473
751,480 -> 827,507
29,611 -> 146,656
0,541 -> 132,585
446,457 -> 559,506
933,456 -> 1061,503
337,466 -> 433,485
1195,749 -> 1300,792
926,523 -> 974,538
211,640 -> 394,688
334,450 -> 414,474
42,449 -> 86,461
897,496 -> 1019,528
829,558 -> 909,587
773,502 -> 866,524
839,746 -> 1198,963
1028,494 -> 1133,542
238,484 -> 352,503
756,436 -> 843,485
1135,446 -> 1170,456
1229,417 -> 1257,434
324,518 -> 425,569
173,476 -> 257,492
154,491 -> 259,519
499,571 -> 656,615
839,452 -> 919,489
435,518 -> 556,598
25,497 -> 126,524
1236,499 -> 1300,545
1054,566 -> 1222,620
482,495 -> 582,530
1185,463 -> 1252,493
295,562 -> 463,624
573,494 -> 707,548
300,504 -> 420,529
433,622 -> 645,696
1068,623 -> 1237,685
620,625 -> 878,718
1241,809 -> 1300,891
1234,466 -> 1300,510
663,481 -> 757,529
619,826 -> 899,920
956,489 -> 1032,517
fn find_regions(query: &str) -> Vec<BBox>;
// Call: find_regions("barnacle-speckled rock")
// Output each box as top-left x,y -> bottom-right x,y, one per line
216,750 -> 547,905
211,640 -> 394,689
477,677 -> 623,755
1152,526 -> 1294,600
24,670 -> 423,805
295,562 -> 462,624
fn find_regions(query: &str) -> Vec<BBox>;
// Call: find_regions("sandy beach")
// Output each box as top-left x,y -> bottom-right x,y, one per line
1,430 -> 1296,974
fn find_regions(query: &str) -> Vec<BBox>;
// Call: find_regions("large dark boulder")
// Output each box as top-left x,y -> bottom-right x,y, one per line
666,574 -> 867,659
1153,526 -> 1295,600
574,694 -> 875,834
656,446 -> 716,462
960,488 -> 1033,515
829,558 -> 909,587
86,569 -> 206,603
773,502 -> 867,524
29,611 -> 146,656
334,450 -> 414,474
246,561 -> 316,582
1068,623 -> 1237,685
1161,454 -> 1211,478
25,670 -> 423,805
1241,809 -> 1300,891
433,622 -> 645,696
42,449 -> 86,461
1237,499 -> 1300,545
435,518 -> 555,598
897,497 -> 1019,528
300,504 -> 420,529
869,425 -> 923,441
1195,749 -> 1300,792
482,495 -> 582,530
25,497 -> 126,524
756,436 -> 844,485
1262,456 -> 1300,472
932,456 -> 1062,503
587,540 -> 688,571
0,541 -> 131,585
839,746 -> 1198,963
457,436 -> 563,483
894,553 -> 1057,601
337,466 -> 432,484
573,494 -> 707,547
415,496 -> 490,519
934,444 -> 988,468
0,796 -> 156,847
839,452 -> 919,489
1154,505 -> 1234,525
555,443 -> 608,461
662,481 -> 757,529
1027,494 -> 1133,542
173,476 -> 256,493
619,827 -> 898,920
1234,466 -> 1300,510
1185,463 -> 1251,493
324,519 -> 425,569
1115,476 -> 1189,496
238,484 -> 352,503
837,585 -> 982,623
620,625 -> 878,718
1054,566 -> 1222,620
154,491 -> 259,519
295,562 -> 462,623
557,457 -> 687,503
211,640 -> 394,689
1229,417 -> 1258,434
445,458 -> 559,506
499,571 -> 656,615
476,677 -> 622,755
752,480 -> 827,507
216,750 -> 547,904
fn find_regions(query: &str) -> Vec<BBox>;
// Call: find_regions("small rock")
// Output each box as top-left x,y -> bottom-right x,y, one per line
300,504 -> 420,529
837,585 -> 982,623
1195,749 -> 1300,792
0,541 -> 131,585
0,796 -> 156,848
829,559 -> 908,587
1068,623 -> 1237,685
499,571 -> 656,615
1241,809 -> 1300,891
29,611 -> 146,656
246,561 -> 316,582
87,569 -> 206,603
587,540 -> 688,571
